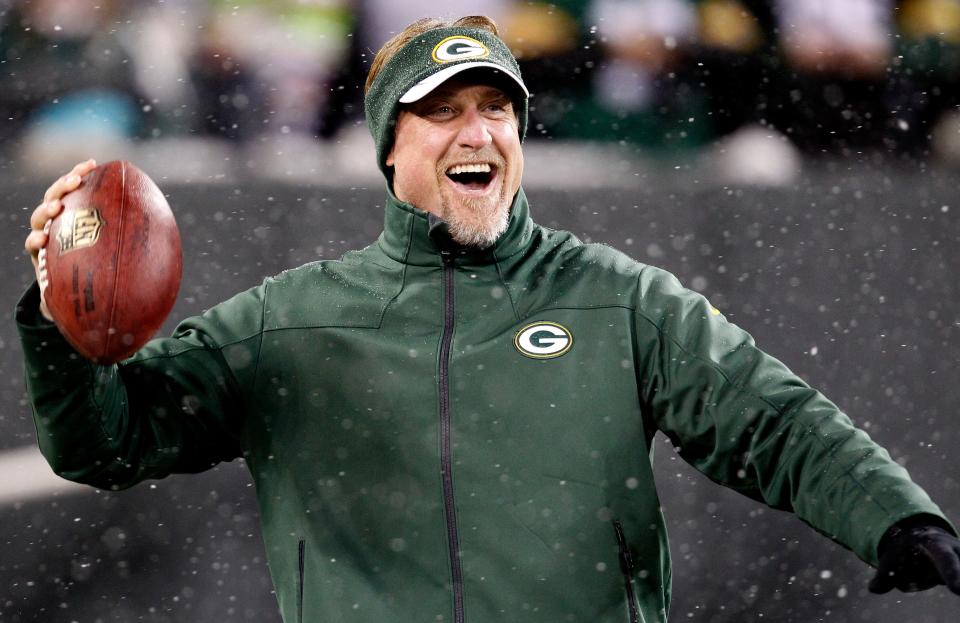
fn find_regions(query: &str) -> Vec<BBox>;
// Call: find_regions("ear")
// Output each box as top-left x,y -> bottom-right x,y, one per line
385,113 -> 403,168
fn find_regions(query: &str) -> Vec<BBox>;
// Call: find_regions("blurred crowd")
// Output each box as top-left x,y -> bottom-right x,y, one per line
1,0 -> 959,173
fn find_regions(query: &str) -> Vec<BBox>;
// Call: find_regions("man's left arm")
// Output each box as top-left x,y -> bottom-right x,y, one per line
632,265 -> 960,593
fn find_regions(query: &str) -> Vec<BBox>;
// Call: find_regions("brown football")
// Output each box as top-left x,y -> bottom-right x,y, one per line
44,160 -> 182,364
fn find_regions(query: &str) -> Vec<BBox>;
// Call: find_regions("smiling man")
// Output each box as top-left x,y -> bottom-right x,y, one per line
18,14 -> 960,623
365,17 -> 529,249
387,75 -> 521,247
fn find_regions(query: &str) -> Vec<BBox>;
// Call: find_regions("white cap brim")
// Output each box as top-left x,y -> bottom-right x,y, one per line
399,62 -> 529,104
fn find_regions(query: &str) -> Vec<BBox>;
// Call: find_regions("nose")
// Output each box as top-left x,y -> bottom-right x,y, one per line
457,108 -> 493,149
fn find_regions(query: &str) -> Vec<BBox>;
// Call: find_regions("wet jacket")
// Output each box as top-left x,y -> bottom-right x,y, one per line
18,188 -> 950,623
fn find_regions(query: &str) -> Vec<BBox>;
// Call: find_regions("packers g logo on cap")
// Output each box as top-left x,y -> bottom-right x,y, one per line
432,36 -> 490,63
514,322 -> 573,359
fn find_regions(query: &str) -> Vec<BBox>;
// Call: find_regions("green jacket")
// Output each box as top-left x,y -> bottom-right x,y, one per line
18,188 -> 950,623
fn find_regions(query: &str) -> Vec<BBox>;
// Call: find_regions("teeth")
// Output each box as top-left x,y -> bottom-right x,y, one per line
447,163 -> 492,175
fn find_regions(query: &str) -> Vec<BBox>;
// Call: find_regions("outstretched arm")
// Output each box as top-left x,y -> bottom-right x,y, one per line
19,160 -> 263,489
632,265 -> 955,572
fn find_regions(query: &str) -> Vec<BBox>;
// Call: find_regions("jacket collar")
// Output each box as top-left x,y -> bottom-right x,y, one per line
377,184 -> 534,266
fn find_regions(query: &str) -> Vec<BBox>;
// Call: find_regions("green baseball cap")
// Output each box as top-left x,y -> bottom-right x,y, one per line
365,26 -> 529,177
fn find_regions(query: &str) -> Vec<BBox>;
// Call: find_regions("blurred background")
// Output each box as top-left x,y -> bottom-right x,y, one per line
1,0 -> 960,182
2,0 -> 960,621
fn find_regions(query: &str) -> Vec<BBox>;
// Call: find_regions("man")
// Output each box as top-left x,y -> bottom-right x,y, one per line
20,15 -> 960,623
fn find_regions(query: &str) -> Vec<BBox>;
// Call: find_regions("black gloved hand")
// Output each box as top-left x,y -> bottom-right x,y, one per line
869,515 -> 960,595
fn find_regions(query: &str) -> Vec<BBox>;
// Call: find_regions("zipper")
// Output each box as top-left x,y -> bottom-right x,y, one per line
612,520 -> 641,623
438,250 -> 465,623
297,538 -> 305,623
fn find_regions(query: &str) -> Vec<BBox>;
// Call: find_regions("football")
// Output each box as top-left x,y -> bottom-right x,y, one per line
44,160 -> 182,364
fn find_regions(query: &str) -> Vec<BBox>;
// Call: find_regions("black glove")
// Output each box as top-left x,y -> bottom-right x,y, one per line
869,515 -> 960,595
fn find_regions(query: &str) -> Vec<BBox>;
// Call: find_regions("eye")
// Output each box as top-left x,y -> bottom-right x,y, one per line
485,99 -> 512,115
426,103 -> 456,118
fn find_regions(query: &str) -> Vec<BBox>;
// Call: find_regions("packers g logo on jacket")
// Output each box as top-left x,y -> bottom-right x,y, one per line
432,36 -> 490,63
514,322 -> 573,359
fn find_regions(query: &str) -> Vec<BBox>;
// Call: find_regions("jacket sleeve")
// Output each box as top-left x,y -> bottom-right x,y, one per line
632,266 -> 954,567
16,281 -> 265,490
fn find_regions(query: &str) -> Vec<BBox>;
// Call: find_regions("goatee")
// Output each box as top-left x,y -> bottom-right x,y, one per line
441,190 -> 510,248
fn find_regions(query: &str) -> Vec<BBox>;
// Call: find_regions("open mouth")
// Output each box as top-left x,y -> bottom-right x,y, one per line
445,162 -> 497,192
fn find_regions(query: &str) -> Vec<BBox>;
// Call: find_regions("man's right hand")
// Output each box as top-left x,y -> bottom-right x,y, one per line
24,159 -> 98,322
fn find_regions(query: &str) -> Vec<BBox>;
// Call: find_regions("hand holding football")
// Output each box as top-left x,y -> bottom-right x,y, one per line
43,160 -> 182,363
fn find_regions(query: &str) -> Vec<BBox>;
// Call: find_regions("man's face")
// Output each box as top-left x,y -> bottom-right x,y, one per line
386,76 -> 524,247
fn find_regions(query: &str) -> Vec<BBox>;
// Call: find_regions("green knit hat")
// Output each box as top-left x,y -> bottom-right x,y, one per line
365,26 -> 529,177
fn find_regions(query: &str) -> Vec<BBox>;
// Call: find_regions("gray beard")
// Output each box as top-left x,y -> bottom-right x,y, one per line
441,191 -> 510,248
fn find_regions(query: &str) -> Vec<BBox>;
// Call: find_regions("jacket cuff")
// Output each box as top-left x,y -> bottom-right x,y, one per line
866,509 -> 958,568
16,282 -> 54,326
16,282 -> 82,361
880,513 -> 959,549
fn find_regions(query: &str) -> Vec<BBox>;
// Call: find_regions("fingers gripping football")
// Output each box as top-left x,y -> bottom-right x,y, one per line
24,159 -> 97,320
